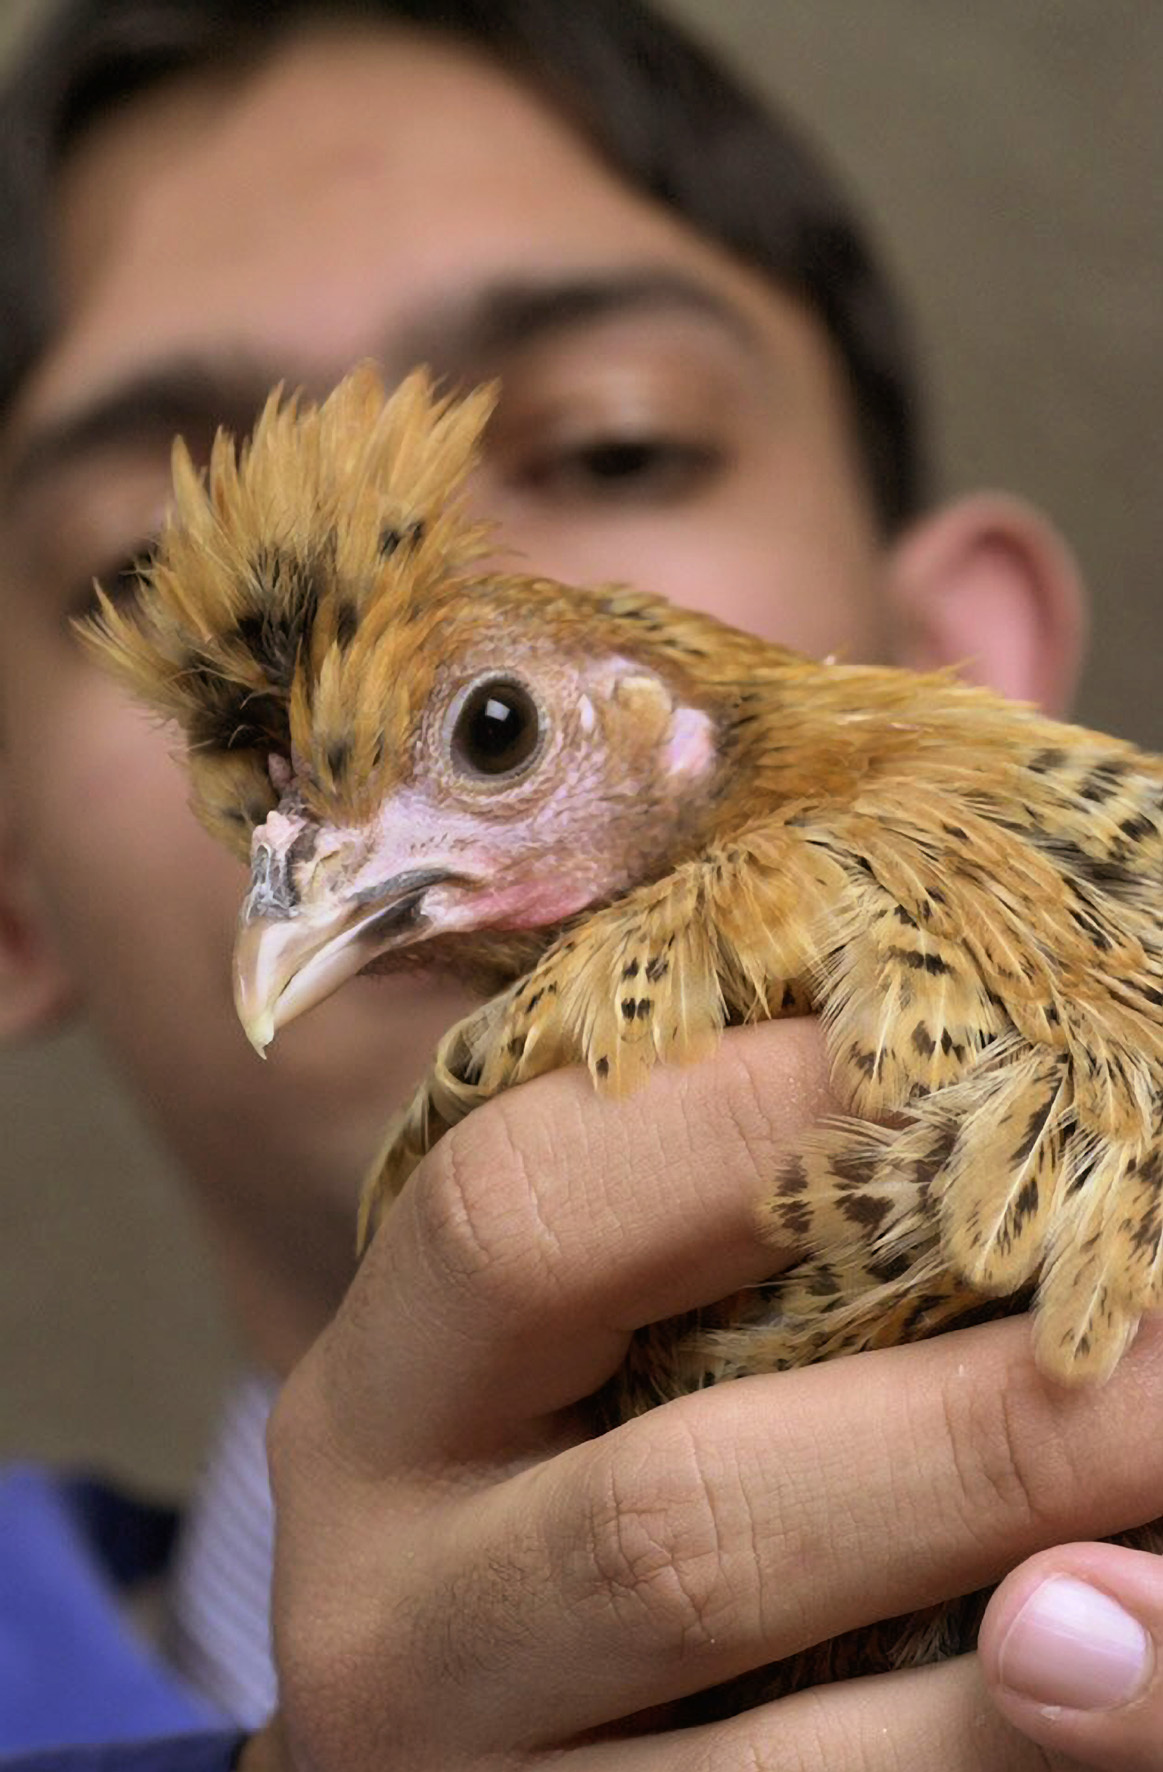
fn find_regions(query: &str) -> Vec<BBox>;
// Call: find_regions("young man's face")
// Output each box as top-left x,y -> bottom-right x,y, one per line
0,26 -> 930,1353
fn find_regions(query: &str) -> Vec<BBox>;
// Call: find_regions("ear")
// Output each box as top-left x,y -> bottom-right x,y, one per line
0,782 -> 78,1040
885,493 -> 1088,714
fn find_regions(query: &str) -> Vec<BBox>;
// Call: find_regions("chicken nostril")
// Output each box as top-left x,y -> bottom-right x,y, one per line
243,840 -> 300,921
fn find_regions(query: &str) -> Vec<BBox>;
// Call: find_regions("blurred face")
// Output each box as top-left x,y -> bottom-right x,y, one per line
0,26 -> 892,1360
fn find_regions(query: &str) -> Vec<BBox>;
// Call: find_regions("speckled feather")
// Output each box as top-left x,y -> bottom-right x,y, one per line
83,366 -> 1163,1702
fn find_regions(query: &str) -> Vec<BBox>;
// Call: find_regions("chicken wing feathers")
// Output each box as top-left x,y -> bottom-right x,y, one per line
81,363 -> 1163,1697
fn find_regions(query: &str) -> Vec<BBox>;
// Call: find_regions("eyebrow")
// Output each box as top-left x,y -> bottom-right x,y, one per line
404,267 -> 761,371
3,267 -> 759,506
1,361 -> 276,508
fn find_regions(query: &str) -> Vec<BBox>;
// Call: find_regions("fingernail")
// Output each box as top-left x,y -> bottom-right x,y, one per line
999,1575 -> 1152,1710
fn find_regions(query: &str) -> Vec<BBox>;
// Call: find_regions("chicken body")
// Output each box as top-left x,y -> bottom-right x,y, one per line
85,366 -> 1163,1700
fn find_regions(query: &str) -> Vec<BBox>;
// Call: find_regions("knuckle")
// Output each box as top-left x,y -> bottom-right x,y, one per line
573,1423 -> 749,1657
666,1741 -> 772,1772
264,1384 -> 440,1759
937,1359 -> 1054,1541
711,1047 -> 784,1185
660,1707 -> 826,1772
264,1359 -> 312,1499
414,1093 -> 567,1322
267,1326 -> 380,1492
687,1024 -> 824,1208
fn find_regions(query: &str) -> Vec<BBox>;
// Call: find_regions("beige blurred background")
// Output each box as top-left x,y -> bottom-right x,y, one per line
2,1 -> 1160,1496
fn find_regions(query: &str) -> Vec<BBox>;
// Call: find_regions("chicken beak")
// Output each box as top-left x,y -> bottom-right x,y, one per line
232,868 -> 448,1055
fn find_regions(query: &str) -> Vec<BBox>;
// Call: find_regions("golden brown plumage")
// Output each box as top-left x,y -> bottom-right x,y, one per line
82,364 -> 1163,1697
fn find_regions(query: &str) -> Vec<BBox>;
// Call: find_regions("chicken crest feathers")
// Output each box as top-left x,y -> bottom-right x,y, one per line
78,365 -> 497,848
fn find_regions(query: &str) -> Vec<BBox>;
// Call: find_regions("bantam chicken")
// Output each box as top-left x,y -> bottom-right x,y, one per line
83,364 -> 1163,1699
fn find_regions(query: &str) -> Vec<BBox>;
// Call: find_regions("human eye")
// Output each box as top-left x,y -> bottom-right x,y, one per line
507,429 -> 726,506
9,452 -> 174,625
70,542 -> 158,621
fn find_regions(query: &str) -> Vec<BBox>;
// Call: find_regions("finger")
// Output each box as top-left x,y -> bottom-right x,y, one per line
563,1657 -> 1081,1771
981,1541 -> 1163,1772
246,1648 -> 1079,1772
307,1316 -> 1163,1742
318,1017 -> 836,1467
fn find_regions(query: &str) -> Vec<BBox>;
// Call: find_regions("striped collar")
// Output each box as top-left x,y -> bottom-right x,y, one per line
163,1372 -> 279,1729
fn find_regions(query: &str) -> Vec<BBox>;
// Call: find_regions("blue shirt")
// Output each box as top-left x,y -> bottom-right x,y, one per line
0,1465 -> 245,1769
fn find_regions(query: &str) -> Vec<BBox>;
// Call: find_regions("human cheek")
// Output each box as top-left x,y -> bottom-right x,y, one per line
607,515 -> 844,650
490,479 -> 886,662
648,514 -> 889,661
14,666 -> 242,996
623,445 -> 889,657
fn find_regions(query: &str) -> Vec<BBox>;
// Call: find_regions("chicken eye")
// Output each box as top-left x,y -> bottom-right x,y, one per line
451,678 -> 542,778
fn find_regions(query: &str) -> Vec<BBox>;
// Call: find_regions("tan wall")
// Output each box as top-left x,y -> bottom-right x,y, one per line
669,0 -> 1163,752
2,1 -> 1160,1495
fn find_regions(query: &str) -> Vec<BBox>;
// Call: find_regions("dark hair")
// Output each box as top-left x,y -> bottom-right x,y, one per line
0,0 -> 925,528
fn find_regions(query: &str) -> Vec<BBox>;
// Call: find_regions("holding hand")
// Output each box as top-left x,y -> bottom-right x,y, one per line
235,1021 -> 1163,1769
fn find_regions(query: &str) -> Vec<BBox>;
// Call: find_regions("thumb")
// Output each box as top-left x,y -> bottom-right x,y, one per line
980,1542 -> 1163,1772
